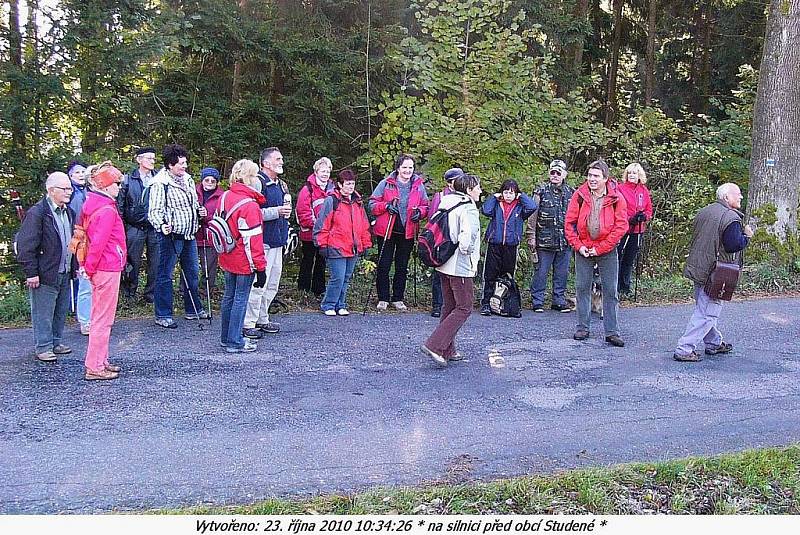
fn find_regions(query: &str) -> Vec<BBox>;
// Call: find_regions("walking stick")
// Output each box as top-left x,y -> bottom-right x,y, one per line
202,228 -> 213,325
362,211 -> 395,315
633,220 -> 645,303
412,224 -> 419,308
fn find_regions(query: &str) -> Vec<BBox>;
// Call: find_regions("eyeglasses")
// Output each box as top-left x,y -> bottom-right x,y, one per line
549,170 -> 562,175
52,186 -> 73,193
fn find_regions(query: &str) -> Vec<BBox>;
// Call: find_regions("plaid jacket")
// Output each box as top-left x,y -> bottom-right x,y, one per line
147,168 -> 200,239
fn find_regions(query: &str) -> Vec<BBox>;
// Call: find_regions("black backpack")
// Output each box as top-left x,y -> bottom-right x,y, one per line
418,200 -> 471,268
489,273 -> 522,318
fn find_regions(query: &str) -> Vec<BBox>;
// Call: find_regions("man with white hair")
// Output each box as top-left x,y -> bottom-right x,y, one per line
674,182 -> 753,362
16,172 -> 78,362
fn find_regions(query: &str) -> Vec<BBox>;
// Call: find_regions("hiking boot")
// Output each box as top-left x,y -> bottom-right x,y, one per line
674,351 -> 702,362
705,342 -> 733,355
337,309 -> 350,316
376,301 -> 389,311
605,335 -> 625,347
258,322 -> 280,334
185,310 -> 210,320
85,369 -> 119,381
532,304 -> 545,313
392,301 -> 408,311
155,317 -> 177,329
480,304 -> 492,316
35,351 -> 57,363
105,363 -> 122,373
420,345 -> 447,367
573,329 -> 590,341
242,328 -> 263,339
448,352 -> 464,362
80,323 -> 91,336
226,339 -> 257,353
53,344 -> 72,355
551,303 -> 572,313
323,309 -> 337,316
431,307 -> 441,318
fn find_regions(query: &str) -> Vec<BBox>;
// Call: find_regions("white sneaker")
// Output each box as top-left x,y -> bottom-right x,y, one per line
376,301 -> 389,311
323,309 -> 337,316
392,301 -> 407,311
80,323 -> 90,336
337,309 -> 350,316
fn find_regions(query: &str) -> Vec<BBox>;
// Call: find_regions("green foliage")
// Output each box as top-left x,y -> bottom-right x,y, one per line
0,283 -> 30,325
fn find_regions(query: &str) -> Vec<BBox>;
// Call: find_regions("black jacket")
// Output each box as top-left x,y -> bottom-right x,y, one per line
118,168 -> 151,228
16,197 -> 77,287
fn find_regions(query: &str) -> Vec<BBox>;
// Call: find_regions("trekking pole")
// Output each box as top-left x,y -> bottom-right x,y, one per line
202,228 -> 213,325
165,223 -> 204,331
412,225 -> 419,308
362,211 -> 395,316
633,219 -> 645,303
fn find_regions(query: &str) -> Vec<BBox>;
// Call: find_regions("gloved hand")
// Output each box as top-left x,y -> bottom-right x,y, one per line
410,208 -> 422,222
253,269 -> 267,288
386,202 -> 401,216
634,211 -> 647,223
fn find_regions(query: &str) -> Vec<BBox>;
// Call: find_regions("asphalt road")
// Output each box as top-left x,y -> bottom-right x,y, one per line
1,297 -> 798,513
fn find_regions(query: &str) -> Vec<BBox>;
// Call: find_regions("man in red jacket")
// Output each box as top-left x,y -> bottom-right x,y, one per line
564,160 -> 628,347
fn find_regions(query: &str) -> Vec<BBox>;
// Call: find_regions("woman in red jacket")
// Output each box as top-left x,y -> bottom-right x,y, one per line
314,169 -> 372,316
81,162 -> 127,380
295,157 -> 335,297
617,162 -> 653,295
564,160 -> 628,347
195,167 -> 224,296
218,159 -> 268,353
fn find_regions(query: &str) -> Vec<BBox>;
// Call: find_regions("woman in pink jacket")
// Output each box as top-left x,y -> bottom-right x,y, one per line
81,162 -> 127,380
617,162 -> 653,295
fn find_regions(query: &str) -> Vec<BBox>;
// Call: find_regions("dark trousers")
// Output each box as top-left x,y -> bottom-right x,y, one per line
375,234 -> 414,302
431,270 -> 442,310
425,273 -> 473,358
617,233 -> 641,294
481,243 -> 518,306
198,245 -> 219,293
29,272 -> 71,354
122,225 -> 160,301
297,240 -> 326,296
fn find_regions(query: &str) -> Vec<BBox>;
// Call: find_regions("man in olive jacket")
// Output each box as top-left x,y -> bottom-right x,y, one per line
16,172 -> 78,362
673,183 -> 753,362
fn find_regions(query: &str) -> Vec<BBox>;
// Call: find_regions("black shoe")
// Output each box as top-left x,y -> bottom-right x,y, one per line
605,335 -> 625,347
242,328 -> 264,339
573,329 -> 589,341
551,303 -> 572,313
257,322 -> 280,334
532,304 -> 545,313
480,305 -> 491,316
431,308 -> 442,318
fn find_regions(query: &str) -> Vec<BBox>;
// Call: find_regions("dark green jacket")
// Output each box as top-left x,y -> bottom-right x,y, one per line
684,200 -> 743,285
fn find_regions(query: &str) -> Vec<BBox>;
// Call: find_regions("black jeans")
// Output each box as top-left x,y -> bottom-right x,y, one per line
431,270 -> 442,310
297,240 -> 326,296
375,234 -> 414,302
122,224 -> 160,301
481,243 -> 518,306
617,233 -> 642,294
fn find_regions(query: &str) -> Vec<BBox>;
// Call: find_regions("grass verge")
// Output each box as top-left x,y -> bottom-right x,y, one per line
163,445 -> 800,515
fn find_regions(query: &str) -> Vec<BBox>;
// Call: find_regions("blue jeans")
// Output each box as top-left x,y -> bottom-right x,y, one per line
154,235 -> 204,319
530,248 -> 571,307
30,272 -> 72,354
220,271 -> 255,349
322,256 -> 358,311
575,250 -> 620,336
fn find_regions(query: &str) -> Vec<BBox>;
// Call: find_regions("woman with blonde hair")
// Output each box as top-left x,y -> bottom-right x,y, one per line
617,162 -> 653,295
217,159 -> 268,353
296,157 -> 335,297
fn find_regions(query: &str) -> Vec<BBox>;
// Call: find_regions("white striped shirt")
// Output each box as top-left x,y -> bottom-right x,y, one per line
147,168 -> 200,239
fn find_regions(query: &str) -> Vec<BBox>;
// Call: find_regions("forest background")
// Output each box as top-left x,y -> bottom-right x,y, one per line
1,0 -> 798,293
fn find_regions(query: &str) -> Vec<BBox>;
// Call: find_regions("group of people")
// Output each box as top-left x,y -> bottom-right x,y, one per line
15,144 -> 752,378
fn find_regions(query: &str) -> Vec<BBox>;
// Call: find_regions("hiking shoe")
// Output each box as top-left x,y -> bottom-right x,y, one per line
35,351 -> 57,362
53,344 -> 72,355
323,309 -> 337,316
155,318 -> 177,329
242,328 -> 263,339
705,342 -> 733,355
185,310 -> 210,320
376,301 -> 389,311
258,322 -> 280,334
80,323 -> 91,336
480,304 -> 492,316
551,303 -> 572,313
605,335 -> 625,347
533,304 -> 545,313
421,345 -> 447,367
448,352 -> 464,362
392,301 -> 408,311
226,340 -> 257,353
85,369 -> 119,381
431,307 -> 441,318
674,351 -> 702,362
337,309 -> 350,316
105,363 -> 122,373
573,329 -> 590,341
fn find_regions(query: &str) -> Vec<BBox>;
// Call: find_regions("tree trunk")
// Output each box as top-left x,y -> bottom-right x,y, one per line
26,0 -> 41,156
231,0 -> 248,104
605,0 -> 624,127
559,0 -> 590,97
7,0 -> 26,155
644,0 -> 657,106
747,0 -> 800,239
